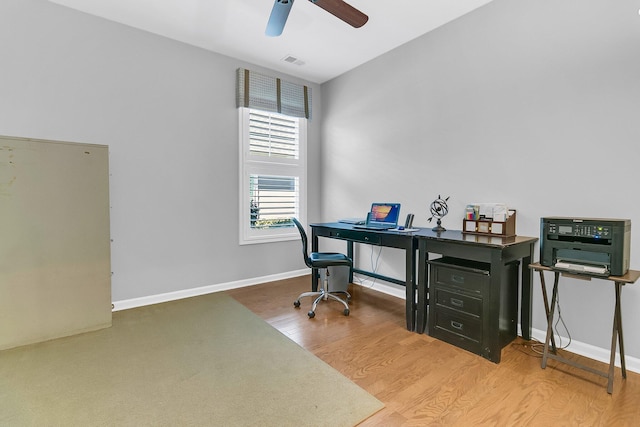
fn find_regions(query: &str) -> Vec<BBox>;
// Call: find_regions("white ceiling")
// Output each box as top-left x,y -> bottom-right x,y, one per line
48,0 -> 495,84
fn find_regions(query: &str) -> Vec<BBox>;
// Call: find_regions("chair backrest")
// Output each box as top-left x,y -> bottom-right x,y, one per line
292,218 -> 313,269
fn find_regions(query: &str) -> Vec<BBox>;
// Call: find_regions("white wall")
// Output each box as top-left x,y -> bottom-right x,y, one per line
320,0 -> 640,358
0,0 -> 321,302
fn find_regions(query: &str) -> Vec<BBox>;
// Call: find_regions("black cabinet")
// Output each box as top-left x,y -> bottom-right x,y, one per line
428,257 -> 519,363
415,230 -> 537,363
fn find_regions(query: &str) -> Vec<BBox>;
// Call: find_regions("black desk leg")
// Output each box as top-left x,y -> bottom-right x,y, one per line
347,241 -> 354,284
416,242 -> 428,334
311,230 -> 319,292
520,246 -> 534,340
405,241 -> 416,332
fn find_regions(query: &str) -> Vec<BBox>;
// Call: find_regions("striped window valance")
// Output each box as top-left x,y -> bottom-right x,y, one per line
236,68 -> 311,119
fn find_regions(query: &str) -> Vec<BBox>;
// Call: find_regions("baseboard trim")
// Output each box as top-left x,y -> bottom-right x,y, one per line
112,269 -> 309,311
529,328 -> 640,374
352,275 -> 406,300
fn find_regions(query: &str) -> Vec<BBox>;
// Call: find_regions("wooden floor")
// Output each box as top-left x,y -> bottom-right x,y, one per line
227,276 -> 639,426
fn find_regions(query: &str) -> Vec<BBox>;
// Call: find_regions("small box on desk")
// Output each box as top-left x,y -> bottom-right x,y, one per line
463,210 -> 516,237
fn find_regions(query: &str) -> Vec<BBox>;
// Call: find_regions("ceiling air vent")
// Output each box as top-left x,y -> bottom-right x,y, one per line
281,55 -> 305,66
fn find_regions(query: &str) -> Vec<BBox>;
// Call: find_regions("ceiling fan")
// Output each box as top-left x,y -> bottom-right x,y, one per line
265,0 -> 369,37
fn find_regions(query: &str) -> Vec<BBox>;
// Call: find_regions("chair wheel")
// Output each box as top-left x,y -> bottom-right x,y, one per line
293,300 -> 300,308
343,309 -> 350,316
308,311 -> 315,318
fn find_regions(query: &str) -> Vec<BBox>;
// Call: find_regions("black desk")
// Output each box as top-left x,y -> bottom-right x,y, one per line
415,229 -> 537,362
310,223 -> 418,331
529,263 -> 639,394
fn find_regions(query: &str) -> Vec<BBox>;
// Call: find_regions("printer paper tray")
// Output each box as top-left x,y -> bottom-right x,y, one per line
554,261 -> 609,276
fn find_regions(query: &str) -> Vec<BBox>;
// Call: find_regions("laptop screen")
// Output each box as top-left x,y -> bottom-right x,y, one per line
369,203 -> 401,226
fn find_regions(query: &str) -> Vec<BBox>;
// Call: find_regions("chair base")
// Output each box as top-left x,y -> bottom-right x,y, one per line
294,280 -> 350,318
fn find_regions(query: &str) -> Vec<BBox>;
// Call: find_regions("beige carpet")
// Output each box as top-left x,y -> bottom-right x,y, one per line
0,292 -> 383,426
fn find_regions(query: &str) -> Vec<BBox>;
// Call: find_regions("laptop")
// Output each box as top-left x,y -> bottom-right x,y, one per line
354,203 -> 401,230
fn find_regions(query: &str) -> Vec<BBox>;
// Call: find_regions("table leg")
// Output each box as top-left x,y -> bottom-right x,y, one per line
538,270 -> 558,352
607,282 -> 625,394
541,274 -> 559,369
311,230 -> 319,292
405,240 -> 416,331
416,242 -> 428,334
521,247 -> 534,340
347,241 -> 354,283
616,282 -> 626,379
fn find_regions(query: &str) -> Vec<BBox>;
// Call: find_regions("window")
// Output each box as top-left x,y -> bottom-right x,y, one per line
239,108 -> 307,244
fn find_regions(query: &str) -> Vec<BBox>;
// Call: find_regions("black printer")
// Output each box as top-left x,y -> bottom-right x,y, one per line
540,217 -> 631,277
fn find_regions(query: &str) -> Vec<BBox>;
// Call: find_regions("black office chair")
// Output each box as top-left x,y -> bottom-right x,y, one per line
292,218 -> 352,318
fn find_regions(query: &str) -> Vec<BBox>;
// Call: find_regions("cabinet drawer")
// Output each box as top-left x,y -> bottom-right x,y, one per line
432,307 -> 482,345
434,288 -> 482,317
430,260 -> 489,294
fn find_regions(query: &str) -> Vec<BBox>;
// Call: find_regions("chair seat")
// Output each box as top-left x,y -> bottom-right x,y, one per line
309,252 -> 352,269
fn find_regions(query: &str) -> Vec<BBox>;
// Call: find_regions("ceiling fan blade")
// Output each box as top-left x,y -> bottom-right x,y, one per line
308,0 -> 368,28
266,0 -> 295,37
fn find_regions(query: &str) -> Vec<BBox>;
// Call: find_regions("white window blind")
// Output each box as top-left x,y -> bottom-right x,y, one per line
239,108 -> 306,245
249,110 -> 299,159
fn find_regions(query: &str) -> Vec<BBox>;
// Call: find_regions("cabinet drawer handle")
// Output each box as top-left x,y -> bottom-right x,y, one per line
451,321 -> 464,330
451,274 -> 465,284
450,298 -> 464,308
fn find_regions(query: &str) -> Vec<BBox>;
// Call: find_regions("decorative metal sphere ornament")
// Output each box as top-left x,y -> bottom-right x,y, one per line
428,195 -> 450,232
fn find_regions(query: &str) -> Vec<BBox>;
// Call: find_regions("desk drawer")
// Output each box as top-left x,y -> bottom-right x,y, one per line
329,230 -> 381,245
432,307 -> 482,346
434,288 -> 482,318
429,258 -> 489,294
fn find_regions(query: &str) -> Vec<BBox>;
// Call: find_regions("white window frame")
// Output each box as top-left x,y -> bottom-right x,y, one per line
239,107 -> 307,245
